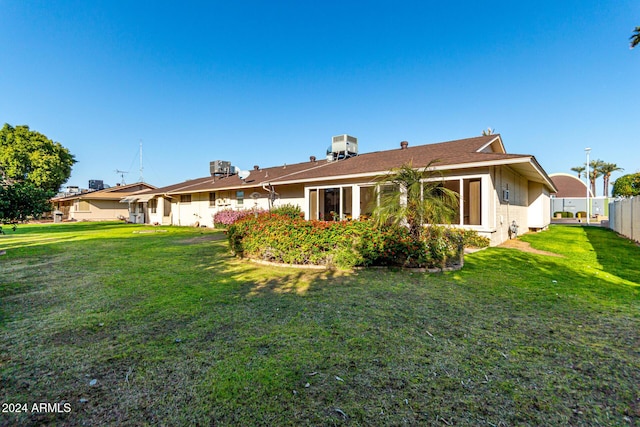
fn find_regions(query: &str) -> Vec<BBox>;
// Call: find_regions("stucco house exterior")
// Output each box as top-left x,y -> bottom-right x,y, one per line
146,135 -> 556,246
51,182 -> 156,222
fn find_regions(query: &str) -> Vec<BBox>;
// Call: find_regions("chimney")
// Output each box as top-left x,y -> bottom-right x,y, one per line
400,141 -> 409,150
253,165 -> 260,171
310,155 -> 316,162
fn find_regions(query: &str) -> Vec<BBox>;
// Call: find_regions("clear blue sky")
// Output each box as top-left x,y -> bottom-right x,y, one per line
1,1 -> 638,195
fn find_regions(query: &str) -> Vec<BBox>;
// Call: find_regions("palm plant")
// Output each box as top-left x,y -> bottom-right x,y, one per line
589,159 -> 605,197
571,165 -> 586,179
631,26 -> 640,49
600,163 -> 624,197
372,161 -> 459,240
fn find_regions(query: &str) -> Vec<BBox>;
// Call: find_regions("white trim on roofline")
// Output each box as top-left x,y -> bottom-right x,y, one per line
476,135 -> 505,154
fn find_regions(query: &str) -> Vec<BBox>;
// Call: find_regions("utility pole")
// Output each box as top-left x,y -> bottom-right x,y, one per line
585,147 -> 591,225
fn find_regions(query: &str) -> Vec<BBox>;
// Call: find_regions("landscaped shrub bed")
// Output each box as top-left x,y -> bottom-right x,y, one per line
227,213 -> 488,269
553,211 -> 574,218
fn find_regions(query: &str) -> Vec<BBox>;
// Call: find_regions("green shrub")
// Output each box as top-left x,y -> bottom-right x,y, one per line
459,228 -> 491,248
553,211 -> 574,219
270,204 -> 303,219
227,214 -> 475,269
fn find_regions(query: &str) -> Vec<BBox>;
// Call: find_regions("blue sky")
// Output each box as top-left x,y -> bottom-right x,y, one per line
1,1 -> 638,195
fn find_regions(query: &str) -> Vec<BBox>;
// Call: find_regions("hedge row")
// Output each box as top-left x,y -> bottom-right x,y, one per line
227,213 -> 489,269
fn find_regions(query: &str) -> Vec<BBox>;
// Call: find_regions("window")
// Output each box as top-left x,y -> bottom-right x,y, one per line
236,191 -> 244,206
438,178 -> 482,226
209,192 -> 216,207
180,194 -> 191,203
308,185 -> 355,221
463,179 -> 481,225
149,198 -> 157,213
359,186 -> 375,218
75,200 -> 90,211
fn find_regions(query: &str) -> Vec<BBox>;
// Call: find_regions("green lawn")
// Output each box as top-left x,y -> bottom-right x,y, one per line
1,222 -> 638,426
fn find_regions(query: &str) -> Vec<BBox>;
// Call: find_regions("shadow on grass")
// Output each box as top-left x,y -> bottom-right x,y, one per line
8,221 -> 130,235
584,226 -> 640,285
462,244 -> 638,308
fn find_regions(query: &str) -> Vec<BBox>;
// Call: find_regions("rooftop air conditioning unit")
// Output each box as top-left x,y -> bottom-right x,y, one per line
327,134 -> 358,161
210,160 -> 232,176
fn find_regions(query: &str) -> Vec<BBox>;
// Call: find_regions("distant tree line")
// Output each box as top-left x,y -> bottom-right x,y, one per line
570,160 -> 640,198
570,160 -> 623,198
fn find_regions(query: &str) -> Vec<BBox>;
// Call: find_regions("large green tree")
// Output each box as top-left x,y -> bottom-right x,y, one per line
0,182 -> 53,223
0,124 -> 76,191
0,123 -> 76,222
372,161 -> 459,240
612,173 -> 640,197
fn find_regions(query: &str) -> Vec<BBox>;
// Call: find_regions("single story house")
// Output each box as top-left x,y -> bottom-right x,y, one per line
51,182 -> 156,222
146,134 -> 556,246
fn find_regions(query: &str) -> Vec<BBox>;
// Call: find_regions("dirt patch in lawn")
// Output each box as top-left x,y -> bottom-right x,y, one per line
499,238 -> 564,257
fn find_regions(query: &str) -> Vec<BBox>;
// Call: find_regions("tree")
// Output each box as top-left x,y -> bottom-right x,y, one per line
0,182 -> 53,223
0,123 -> 76,223
481,127 -> 496,136
599,162 -> 624,197
0,124 -> 76,192
571,165 -> 586,179
372,161 -> 459,240
631,26 -> 640,49
612,173 -> 640,197
588,159 -> 605,197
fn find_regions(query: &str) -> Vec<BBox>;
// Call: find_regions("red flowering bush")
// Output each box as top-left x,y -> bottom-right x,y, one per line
227,214 -> 485,269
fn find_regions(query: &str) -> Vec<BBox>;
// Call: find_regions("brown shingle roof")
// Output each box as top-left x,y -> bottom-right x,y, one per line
152,135 -> 556,194
52,182 -> 156,202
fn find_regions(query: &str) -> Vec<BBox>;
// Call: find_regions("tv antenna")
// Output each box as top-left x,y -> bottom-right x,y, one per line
139,139 -> 144,183
115,169 -> 129,185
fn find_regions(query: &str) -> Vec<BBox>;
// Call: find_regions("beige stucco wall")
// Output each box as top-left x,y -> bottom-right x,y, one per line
492,166 -> 529,245
70,200 -> 129,221
528,181 -> 551,230
168,183 -> 308,228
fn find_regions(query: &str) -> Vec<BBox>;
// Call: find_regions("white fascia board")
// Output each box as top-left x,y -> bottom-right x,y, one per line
272,171 -> 383,186
476,135 -> 505,153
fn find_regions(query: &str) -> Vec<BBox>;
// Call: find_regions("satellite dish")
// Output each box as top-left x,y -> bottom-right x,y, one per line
238,170 -> 250,180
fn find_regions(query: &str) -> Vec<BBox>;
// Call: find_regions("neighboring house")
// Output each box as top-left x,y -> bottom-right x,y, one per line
549,173 -> 609,220
51,182 -> 156,222
148,135 -> 556,246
